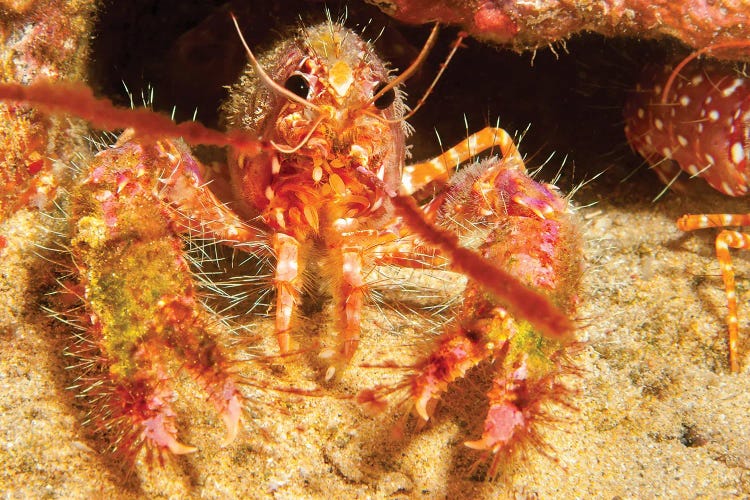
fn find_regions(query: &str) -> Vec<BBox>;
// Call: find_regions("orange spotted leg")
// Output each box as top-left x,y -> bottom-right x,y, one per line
678,213 -> 750,372
401,126 -> 524,196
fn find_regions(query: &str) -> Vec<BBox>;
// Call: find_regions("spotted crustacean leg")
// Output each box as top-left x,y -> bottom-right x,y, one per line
360,145 -> 582,477
401,126 -> 523,197
62,132 -> 258,462
337,244 -> 367,361
677,214 -> 750,373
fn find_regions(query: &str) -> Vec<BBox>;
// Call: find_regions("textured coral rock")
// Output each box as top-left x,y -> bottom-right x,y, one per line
368,0 -> 750,51
0,0 -> 94,219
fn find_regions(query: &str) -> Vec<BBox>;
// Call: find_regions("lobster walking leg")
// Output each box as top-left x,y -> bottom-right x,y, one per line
678,213 -> 750,372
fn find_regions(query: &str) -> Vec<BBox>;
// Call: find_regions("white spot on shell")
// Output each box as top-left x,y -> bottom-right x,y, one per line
731,142 -> 745,165
721,181 -> 735,195
680,95 -> 690,106
677,135 -> 688,147
705,153 -> 716,164
654,118 -> 664,131
691,74 -> 704,86
662,147 -> 672,157
722,78 -> 744,97
687,164 -> 700,175
637,108 -> 645,119
708,110 -> 720,122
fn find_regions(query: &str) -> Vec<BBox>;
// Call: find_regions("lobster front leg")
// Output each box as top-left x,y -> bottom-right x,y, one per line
319,240 -> 370,377
272,233 -> 303,354
338,246 -> 366,362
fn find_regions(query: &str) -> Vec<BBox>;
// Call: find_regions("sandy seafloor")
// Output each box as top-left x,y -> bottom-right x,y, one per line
2,146 -> 750,500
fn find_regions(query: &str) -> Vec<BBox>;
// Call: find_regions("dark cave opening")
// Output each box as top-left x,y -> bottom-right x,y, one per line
88,0 -> 688,201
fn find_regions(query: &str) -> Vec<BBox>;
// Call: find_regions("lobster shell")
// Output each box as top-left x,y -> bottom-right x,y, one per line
624,62 -> 750,196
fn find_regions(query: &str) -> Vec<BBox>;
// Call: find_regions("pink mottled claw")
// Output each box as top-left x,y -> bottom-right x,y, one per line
220,392 -> 243,447
463,403 -> 525,451
463,364 -> 528,453
143,414 -> 198,455
59,136 -> 250,463
360,152 -> 582,477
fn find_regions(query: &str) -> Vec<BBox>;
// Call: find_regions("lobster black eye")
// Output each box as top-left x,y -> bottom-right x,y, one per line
284,74 -> 310,99
373,82 -> 396,109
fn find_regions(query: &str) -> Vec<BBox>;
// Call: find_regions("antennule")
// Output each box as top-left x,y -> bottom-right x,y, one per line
383,31 -> 467,124
368,23 -> 441,106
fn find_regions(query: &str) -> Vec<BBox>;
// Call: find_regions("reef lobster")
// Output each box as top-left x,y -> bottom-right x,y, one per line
0,15 -> 582,477
624,44 -> 750,372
